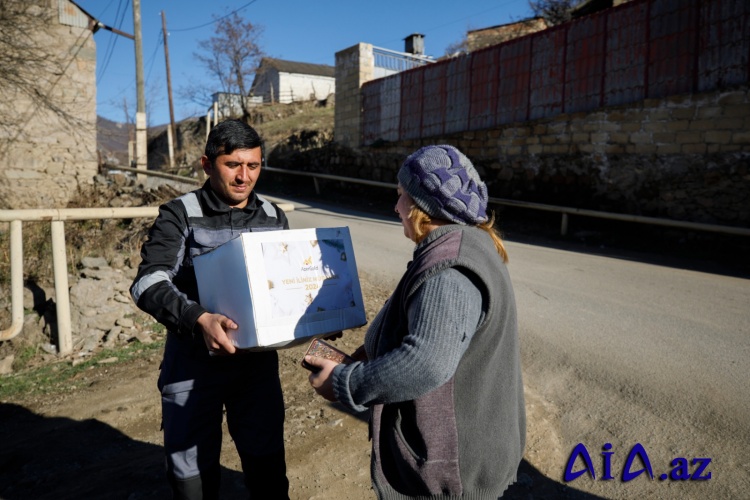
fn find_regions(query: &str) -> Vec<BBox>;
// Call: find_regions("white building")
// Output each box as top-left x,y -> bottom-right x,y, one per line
250,58 -> 335,104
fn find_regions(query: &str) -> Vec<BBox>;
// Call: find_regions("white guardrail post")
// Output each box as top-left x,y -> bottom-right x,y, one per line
1,220 -> 23,342
50,220 -> 73,355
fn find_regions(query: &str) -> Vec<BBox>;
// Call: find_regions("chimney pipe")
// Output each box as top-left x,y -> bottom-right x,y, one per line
404,33 -> 425,55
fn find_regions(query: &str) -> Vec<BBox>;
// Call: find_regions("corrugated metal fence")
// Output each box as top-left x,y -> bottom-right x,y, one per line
362,0 -> 750,145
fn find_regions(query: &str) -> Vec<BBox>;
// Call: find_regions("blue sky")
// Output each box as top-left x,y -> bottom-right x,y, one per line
75,0 -> 534,126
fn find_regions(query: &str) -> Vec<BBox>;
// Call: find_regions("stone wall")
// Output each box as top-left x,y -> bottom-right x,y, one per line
0,1 -> 98,210
329,0 -> 750,229
414,88 -> 750,226
467,18 -> 548,52
317,87 -> 750,227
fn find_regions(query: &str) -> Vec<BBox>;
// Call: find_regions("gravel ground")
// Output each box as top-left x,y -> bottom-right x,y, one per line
0,269 -> 575,500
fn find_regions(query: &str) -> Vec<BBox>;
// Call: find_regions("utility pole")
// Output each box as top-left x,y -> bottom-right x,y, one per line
161,11 -> 177,170
124,96 -> 134,167
132,0 -> 147,180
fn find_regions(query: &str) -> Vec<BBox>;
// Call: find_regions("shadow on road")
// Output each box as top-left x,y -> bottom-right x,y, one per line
0,403 -> 246,499
496,206 -> 750,280
325,402 -> 605,500
507,459 -> 608,500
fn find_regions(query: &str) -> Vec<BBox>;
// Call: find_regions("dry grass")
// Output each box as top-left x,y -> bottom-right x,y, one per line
252,101 -> 334,150
0,183 -> 180,296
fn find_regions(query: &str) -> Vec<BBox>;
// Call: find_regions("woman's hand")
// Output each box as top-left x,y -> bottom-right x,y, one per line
305,356 -> 339,402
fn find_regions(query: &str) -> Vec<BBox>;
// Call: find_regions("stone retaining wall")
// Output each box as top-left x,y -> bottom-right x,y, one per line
299,87 -> 750,227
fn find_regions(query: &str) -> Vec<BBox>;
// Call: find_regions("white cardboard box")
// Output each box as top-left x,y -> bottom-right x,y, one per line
193,227 -> 366,350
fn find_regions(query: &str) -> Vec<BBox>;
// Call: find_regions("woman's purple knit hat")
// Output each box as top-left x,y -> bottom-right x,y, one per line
397,145 -> 488,225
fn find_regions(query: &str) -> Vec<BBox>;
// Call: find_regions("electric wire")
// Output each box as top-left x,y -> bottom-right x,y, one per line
96,0 -> 128,80
169,0 -> 259,32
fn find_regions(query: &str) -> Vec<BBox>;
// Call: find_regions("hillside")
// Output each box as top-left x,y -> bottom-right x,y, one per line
96,100 -> 335,171
95,116 -> 133,166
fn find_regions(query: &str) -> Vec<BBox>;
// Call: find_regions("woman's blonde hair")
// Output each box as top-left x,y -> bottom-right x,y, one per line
407,205 -> 509,263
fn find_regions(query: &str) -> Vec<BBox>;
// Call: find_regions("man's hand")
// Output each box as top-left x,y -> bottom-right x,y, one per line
305,356 -> 338,402
322,331 -> 343,341
196,312 -> 238,355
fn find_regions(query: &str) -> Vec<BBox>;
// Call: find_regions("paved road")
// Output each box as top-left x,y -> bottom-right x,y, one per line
283,197 -> 414,286
281,196 -> 750,499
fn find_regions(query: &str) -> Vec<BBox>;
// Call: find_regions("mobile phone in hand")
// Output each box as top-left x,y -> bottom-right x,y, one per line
301,338 -> 354,372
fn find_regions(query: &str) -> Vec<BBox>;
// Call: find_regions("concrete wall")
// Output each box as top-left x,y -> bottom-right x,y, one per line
0,0 -> 97,209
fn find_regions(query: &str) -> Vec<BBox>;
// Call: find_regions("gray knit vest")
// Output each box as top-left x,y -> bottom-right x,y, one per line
368,225 -> 526,500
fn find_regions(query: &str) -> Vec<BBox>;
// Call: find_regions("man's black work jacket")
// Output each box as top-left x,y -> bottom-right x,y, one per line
130,181 -> 289,345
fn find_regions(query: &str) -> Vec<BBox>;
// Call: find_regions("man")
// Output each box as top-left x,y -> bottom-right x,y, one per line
130,120 -> 290,499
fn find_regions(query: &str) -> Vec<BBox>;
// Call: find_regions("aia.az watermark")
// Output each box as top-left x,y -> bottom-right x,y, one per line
564,443 -> 712,482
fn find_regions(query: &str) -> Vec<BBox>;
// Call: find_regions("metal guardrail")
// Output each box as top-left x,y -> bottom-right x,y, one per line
262,166 -> 750,238
0,207 -> 160,354
373,46 -> 434,73
104,165 -> 201,184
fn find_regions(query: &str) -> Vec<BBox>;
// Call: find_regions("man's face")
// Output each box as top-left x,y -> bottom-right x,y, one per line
201,147 -> 262,209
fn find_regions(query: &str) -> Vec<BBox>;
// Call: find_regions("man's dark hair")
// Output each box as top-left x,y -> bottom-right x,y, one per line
204,119 -> 263,165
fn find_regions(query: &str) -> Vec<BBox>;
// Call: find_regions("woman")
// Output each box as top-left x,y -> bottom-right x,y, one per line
306,145 -> 526,499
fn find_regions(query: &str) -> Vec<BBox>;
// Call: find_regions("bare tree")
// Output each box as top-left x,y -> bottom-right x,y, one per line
0,0 -> 89,142
529,0 -> 583,26
445,38 -> 470,57
182,11 -> 265,121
